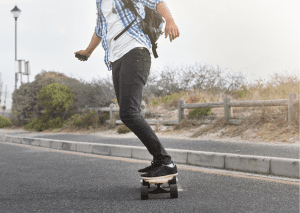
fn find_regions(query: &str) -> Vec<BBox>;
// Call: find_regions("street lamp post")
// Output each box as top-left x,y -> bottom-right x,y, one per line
11,5 -> 21,90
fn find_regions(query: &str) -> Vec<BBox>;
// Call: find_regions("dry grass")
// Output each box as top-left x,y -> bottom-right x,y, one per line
145,73 -> 299,143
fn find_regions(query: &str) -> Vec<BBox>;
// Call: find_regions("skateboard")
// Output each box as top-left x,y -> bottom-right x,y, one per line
140,174 -> 178,200
75,53 -> 88,61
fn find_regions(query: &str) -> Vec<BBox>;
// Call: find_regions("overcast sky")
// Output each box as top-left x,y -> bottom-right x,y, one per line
0,0 -> 299,109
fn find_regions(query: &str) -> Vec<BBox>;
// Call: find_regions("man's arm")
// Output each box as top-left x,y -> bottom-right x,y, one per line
86,33 -> 102,55
74,33 -> 102,61
138,0 -> 179,42
156,2 -> 179,42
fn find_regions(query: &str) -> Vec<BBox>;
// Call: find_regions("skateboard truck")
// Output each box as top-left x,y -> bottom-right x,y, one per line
140,176 -> 178,200
148,183 -> 170,194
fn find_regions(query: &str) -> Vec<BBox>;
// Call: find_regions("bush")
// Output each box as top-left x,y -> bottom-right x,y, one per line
61,110 -> 108,130
25,83 -> 74,132
151,92 -> 185,107
97,112 -> 109,126
71,113 -> 94,129
0,116 -> 12,128
25,113 -> 52,131
117,125 -> 131,134
38,83 -> 74,115
48,117 -> 64,129
188,108 -> 212,119
11,71 -> 116,125
9,111 -> 20,126
234,85 -> 250,99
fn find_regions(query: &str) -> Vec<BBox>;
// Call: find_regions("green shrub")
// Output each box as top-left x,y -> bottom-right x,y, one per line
25,113 -> 52,131
117,125 -> 131,134
72,114 -> 81,127
25,83 -> 74,132
97,112 -> 109,126
38,83 -> 74,114
151,92 -> 185,107
234,85 -> 250,99
62,110 -> 107,130
188,108 -> 212,119
81,113 -> 93,129
0,116 -> 13,128
90,110 -> 96,116
151,100 -> 159,107
48,117 -> 64,129
25,118 -> 48,132
9,111 -> 20,126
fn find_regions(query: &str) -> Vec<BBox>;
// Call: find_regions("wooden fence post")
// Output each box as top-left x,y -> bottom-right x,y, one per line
288,93 -> 297,124
223,96 -> 232,122
178,99 -> 185,124
109,103 -> 115,127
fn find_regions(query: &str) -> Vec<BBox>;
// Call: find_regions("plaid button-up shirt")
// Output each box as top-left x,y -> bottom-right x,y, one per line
95,0 -> 164,71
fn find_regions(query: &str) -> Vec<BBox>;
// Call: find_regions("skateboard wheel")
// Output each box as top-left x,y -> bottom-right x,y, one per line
169,176 -> 177,184
170,184 -> 178,199
141,186 -> 149,200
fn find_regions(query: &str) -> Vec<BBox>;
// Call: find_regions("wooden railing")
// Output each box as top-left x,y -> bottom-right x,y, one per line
88,92 -> 299,126
21,93 -> 298,126
178,93 -> 299,125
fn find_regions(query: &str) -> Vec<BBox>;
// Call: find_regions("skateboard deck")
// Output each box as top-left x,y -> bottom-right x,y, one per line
141,174 -> 178,184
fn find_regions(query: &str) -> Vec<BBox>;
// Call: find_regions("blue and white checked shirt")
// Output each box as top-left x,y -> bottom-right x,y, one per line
95,0 -> 164,71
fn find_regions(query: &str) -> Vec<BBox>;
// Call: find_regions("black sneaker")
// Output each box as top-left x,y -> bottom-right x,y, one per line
138,161 -> 161,175
140,162 -> 178,179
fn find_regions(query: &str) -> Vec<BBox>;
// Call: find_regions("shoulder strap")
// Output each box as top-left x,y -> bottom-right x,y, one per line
114,0 -> 159,58
114,18 -> 136,41
114,0 -> 143,41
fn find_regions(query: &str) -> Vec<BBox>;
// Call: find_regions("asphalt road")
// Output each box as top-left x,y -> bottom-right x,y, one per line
7,131 -> 300,159
0,142 -> 299,213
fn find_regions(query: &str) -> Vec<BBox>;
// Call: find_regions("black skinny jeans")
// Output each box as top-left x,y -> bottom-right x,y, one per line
111,47 -> 171,165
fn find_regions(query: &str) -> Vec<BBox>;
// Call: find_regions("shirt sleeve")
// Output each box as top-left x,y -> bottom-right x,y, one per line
94,0 -> 103,38
137,0 -> 165,12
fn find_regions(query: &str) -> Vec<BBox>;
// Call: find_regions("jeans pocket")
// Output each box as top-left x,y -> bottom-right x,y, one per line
124,49 -> 151,85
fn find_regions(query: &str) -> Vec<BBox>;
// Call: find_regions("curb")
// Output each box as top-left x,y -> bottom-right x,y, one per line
1,134 -> 299,179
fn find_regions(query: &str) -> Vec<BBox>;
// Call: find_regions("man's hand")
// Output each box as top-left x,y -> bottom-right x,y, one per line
157,2 -> 180,42
75,33 -> 102,61
74,50 -> 91,61
164,21 -> 180,42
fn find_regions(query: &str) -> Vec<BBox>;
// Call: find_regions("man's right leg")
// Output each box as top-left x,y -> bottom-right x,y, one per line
111,48 -> 172,166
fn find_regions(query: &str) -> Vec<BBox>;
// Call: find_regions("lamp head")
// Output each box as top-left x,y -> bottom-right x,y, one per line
11,5 -> 21,19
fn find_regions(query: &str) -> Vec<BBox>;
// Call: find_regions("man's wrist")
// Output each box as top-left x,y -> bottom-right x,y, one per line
165,18 -> 175,24
157,2 -> 174,24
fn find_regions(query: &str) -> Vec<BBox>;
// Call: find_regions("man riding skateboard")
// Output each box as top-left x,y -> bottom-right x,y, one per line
75,0 -> 180,179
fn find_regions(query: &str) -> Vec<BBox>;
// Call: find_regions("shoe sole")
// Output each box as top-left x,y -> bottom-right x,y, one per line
141,173 -> 178,180
138,172 -> 147,175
